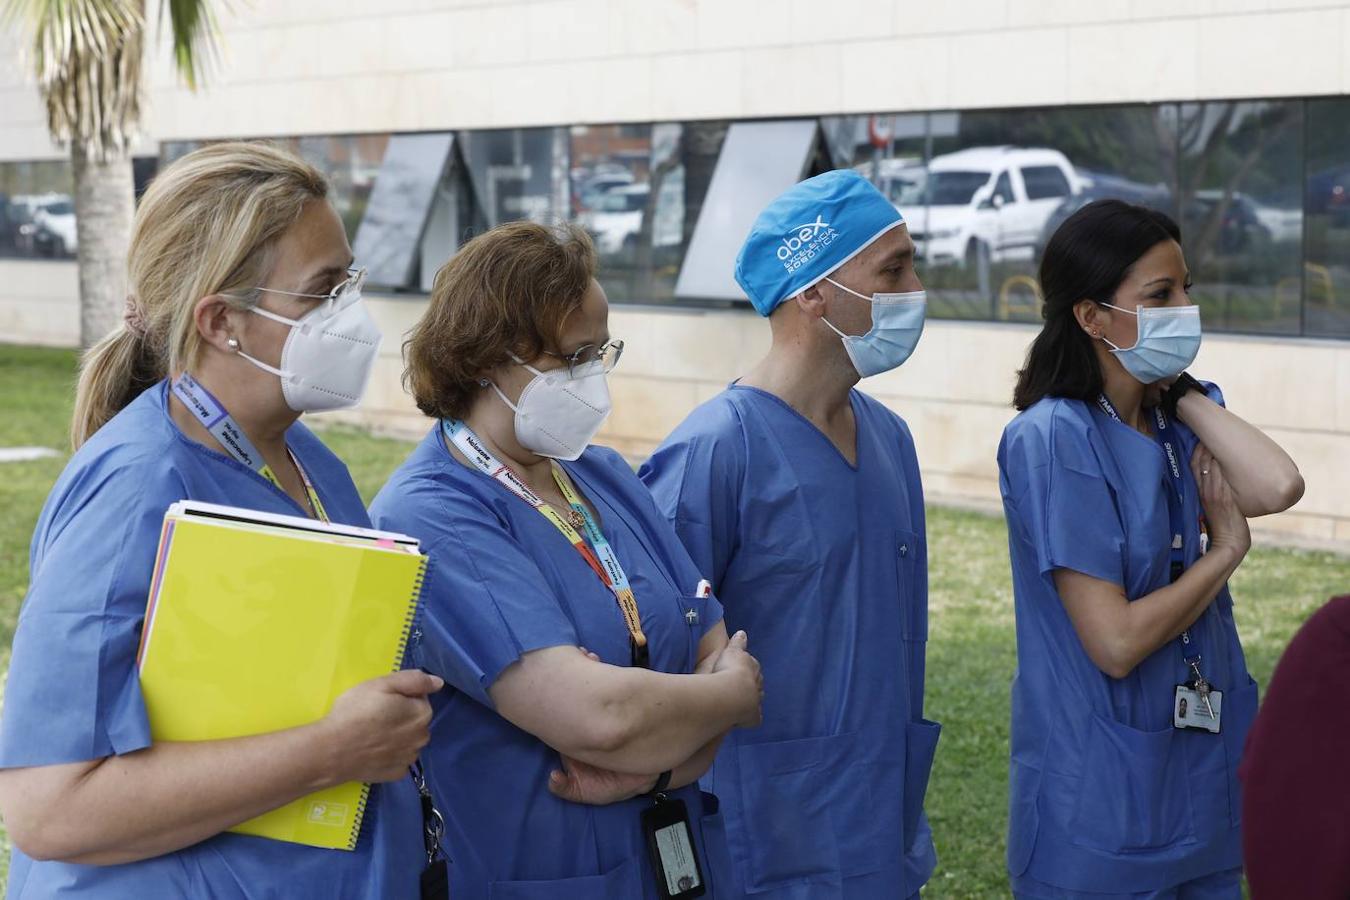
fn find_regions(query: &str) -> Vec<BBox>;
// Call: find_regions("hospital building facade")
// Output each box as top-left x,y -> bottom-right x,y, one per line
2,0 -> 1349,548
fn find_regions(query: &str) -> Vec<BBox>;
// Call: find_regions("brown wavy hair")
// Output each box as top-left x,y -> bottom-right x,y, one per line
405,221 -> 597,421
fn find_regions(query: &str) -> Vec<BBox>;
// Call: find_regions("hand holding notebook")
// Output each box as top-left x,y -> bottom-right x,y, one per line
138,500 -> 433,850
318,669 -> 439,784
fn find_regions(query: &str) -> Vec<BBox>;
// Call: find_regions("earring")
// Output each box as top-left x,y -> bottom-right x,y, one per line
478,378 -> 490,387
227,337 -> 240,351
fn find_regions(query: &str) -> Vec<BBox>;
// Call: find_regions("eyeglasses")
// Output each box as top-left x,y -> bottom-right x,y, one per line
541,339 -> 625,379
249,266 -> 367,312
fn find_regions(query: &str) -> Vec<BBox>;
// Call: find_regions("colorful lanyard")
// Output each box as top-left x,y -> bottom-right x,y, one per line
441,419 -> 650,667
171,373 -> 329,523
1096,394 -> 1206,674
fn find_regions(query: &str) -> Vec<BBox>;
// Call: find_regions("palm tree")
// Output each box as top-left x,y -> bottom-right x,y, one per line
3,0 -> 220,346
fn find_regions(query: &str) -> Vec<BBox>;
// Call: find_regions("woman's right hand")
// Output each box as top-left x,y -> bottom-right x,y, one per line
1192,444 -> 1250,556
321,670 -> 442,783
711,630 -> 764,728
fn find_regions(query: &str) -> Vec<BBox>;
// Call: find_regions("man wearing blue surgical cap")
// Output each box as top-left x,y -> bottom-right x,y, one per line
639,169 -> 940,899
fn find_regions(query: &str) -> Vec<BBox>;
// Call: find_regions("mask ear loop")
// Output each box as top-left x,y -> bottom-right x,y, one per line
485,380 -> 521,413
814,279 -> 867,342
1094,302 -> 1138,352
234,304 -> 302,379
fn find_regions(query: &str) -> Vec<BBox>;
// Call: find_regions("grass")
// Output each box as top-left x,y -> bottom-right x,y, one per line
0,344 -> 1346,895
921,508 -> 1350,897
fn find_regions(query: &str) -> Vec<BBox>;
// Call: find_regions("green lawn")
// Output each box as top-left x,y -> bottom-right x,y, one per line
0,344 -> 1346,896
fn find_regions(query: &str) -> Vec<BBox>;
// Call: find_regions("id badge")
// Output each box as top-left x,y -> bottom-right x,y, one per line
419,858 -> 449,900
640,797 -> 706,899
1174,684 -> 1223,733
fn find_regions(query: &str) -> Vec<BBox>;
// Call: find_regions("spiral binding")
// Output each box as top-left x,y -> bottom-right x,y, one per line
343,552 -> 430,851
391,555 -> 430,671
344,783 -> 372,851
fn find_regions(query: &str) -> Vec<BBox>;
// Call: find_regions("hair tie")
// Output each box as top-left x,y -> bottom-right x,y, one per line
122,295 -> 148,338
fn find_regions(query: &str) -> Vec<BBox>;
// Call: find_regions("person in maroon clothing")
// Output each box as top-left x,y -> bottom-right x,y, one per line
1240,594 -> 1350,898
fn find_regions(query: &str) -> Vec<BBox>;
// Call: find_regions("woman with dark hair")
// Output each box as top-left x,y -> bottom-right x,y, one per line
997,199 -> 1303,898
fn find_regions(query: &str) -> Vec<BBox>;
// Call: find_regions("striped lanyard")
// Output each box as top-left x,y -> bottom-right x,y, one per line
171,373 -> 329,523
442,419 -> 649,667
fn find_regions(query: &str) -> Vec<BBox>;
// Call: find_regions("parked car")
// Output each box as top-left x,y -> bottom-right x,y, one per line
1306,164 -> 1350,226
572,167 -> 635,213
902,146 -> 1085,269
1034,172 -> 1172,261
31,197 -> 77,257
577,173 -> 683,257
852,157 -> 926,208
1185,190 -> 1274,254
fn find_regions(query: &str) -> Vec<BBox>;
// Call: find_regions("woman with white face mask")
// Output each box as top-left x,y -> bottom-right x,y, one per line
0,143 -> 440,899
370,221 -> 763,899
998,199 -> 1304,899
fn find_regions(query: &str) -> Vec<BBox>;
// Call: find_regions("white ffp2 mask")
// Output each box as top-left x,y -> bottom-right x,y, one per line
236,289 -> 383,412
489,357 -> 612,460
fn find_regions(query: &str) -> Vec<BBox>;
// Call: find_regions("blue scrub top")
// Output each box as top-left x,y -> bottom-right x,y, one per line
638,385 -> 940,900
997,385 -> 1256,894
0,382 -> 423,899
368,428 -> 731,900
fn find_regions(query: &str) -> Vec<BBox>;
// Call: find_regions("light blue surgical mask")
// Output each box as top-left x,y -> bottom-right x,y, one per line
1099,302 -> 1202,384
821,277 -> 927,377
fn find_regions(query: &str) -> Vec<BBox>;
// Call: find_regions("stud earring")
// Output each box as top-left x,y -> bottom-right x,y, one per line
227,337 -> 240,351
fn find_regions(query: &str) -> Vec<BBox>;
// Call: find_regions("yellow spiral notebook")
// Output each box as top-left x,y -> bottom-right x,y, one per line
136,500 -> 427,851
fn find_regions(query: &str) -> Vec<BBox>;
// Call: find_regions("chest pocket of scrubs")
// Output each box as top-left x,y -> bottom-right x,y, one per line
681,593 -> 715,671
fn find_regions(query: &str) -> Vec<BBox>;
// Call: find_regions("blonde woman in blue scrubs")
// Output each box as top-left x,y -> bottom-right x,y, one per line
0,144 -> 437,898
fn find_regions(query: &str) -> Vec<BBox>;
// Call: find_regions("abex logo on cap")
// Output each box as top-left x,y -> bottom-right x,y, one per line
776,216 -> 839,273
736,170 -> 905,317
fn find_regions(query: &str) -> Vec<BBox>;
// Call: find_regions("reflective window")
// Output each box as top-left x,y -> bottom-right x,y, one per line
0,160 -> 76,259
460,127 -> 568,229
571,123 -> 691,305
162,135 -> 390,242
0,157 -> 156,261
1176,101 -> 1304,336
1304,97 -> 1350,337
2,101 -> 1345,340
1022,166 -> 1072,201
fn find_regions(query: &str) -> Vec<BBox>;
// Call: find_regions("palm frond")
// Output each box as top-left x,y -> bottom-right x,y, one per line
159,0 -> 223,92
3,0 -> 145,160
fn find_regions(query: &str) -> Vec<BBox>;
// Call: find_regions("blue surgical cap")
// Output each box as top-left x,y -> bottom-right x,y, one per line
734,169 -> 905,317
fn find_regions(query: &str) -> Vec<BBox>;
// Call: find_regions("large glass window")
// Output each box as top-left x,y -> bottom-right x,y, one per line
162,135 -> 390,243
0,157 -> 157,261
0,160 -> 76,259
12,100 -> 1345,340
459,127 -> 567,229
1304,97 -> 1350,338
571,123 -> 688,305
905,105 -> 1177,323
1175,101 -> 1304,336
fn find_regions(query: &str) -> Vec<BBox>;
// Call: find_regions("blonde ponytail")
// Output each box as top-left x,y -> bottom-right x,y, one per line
70,142 -> 329,448
70,324 -> 160,448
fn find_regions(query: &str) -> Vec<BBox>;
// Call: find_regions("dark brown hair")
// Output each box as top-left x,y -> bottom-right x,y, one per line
1013,199 -> 1181,411
405,221 -> 597,421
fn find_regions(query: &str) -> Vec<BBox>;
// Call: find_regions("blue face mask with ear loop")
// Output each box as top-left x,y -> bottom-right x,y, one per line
1098,301 -> 1203,384
819,276 -> 927,377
